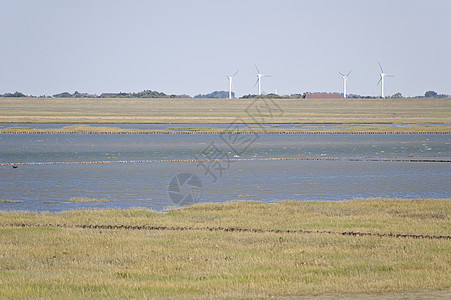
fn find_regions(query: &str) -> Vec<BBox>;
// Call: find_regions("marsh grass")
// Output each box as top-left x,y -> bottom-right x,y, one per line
3,126 -> 34,131
0,124 -> 449,134
166,126 -> 221,131
0,200 -> 23,203
69,197 -> 111,203
0,199 -> 450,298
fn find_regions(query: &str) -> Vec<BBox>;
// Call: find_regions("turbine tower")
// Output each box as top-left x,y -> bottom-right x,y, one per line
255,65 -> 271,96
377,63 -> 394,98
225,71 -> 239,99
339,70 -> 351,98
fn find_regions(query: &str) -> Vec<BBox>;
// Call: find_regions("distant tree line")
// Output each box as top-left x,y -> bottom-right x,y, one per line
1,90 -> 450,99
98,90 -> 189,99
348,95 -> 379,99
0,91 -> 28,97
424,90 -> 449,98
99,90 -> 166,98
194,91 -> 233,99
53,91 -> 98,98
241,93 -> 305,99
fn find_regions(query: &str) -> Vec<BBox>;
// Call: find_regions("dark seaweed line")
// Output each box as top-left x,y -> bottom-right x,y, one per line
2,223 -> 450,240
1,157 -> 450,166
1,131 -> 450,135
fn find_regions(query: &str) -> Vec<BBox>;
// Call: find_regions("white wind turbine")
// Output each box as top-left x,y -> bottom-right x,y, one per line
255,65 -> 271,96
377,63 -> 394,98
225,71 -> 239,99
339,70 -> 351,98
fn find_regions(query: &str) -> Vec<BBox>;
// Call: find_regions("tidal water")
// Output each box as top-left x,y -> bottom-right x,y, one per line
0,133 -> 449,212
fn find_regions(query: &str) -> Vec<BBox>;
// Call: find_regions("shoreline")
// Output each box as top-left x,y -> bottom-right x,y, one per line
1,121 -> 450,134
2,130 -> 450,134
2,156 -> 451,167
1,125 -> 450,135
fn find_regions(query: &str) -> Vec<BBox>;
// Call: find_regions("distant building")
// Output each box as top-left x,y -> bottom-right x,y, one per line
305,93 -> 342,99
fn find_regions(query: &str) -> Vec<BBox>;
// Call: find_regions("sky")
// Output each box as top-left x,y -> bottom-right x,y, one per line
1,0 -> 450,98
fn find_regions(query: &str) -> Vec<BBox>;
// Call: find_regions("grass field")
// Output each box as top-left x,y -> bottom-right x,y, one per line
0,199 -> 449,298
0,97 -> 450,125
1,123 -> 450,134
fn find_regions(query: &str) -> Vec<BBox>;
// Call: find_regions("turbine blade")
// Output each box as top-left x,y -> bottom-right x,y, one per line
264,75 -> 272,77
377,77 -> 382,86
347,70 -> 351,77
387,74 -> 395,77
233,71 -> 239,77
339,72 -> 345,76
254,78 -> 259,87
255,64 -> 261,74
378,62 -> 384,73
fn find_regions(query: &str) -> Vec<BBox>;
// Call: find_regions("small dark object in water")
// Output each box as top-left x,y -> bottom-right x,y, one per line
12,165 -> 18,168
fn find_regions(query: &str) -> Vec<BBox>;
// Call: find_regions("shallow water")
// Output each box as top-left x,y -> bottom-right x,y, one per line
0,134 -> 449,212
1,134 -> 449,163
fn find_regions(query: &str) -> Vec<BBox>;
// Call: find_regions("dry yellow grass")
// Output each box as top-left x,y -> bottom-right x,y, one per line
0,199 -> 449,298
0,97 -> 450,124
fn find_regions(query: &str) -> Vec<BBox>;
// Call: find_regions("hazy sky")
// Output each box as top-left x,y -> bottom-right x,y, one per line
1,0 -> 450,97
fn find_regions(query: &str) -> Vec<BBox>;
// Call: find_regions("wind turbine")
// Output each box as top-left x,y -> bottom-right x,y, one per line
339,70 -> 351,98
255,65 -> 271,96
377,63 -> 394,98
225,71 -> 239,99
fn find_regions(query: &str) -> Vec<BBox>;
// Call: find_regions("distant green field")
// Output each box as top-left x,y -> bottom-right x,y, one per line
0,199 -> 450,298
0,97 -> 450,124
